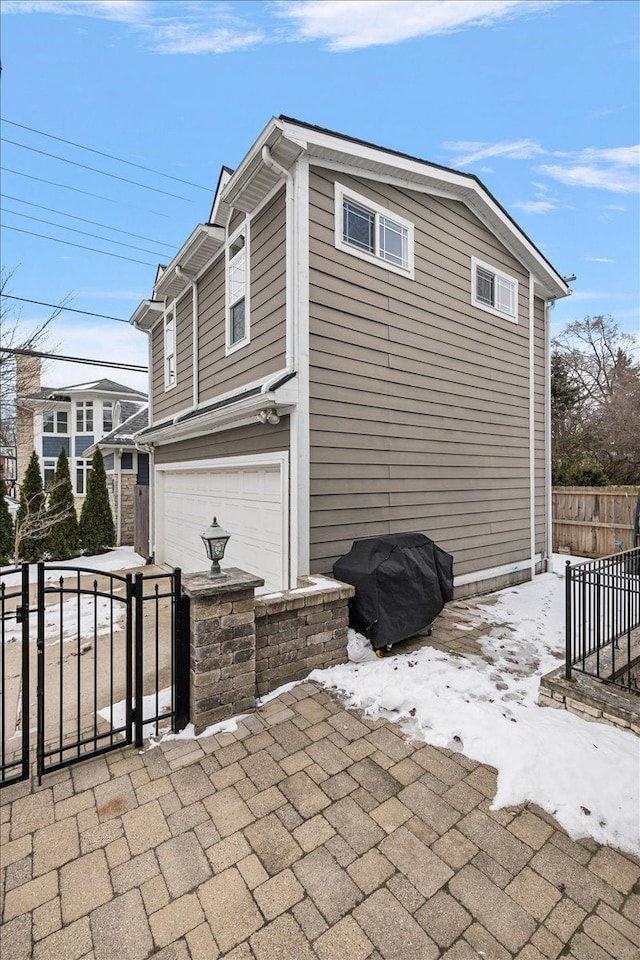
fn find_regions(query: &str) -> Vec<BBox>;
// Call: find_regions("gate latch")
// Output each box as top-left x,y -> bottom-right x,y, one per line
15,605 -> 24,624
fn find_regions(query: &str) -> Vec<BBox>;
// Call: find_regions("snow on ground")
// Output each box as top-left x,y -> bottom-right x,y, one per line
98,685 -> 173,740
1,548 -> 143,644
0,547 -> 146,588
310,554 -> 640,855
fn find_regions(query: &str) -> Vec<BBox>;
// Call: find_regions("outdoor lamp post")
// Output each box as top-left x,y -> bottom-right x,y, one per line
201,517 -> 231,578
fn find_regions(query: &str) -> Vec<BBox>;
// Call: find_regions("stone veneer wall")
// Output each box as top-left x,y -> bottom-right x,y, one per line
106,473 -> 136,546
254,577 -> 355,697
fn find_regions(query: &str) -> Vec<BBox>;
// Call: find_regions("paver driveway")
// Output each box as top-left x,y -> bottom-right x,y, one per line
1,681 -> 639,960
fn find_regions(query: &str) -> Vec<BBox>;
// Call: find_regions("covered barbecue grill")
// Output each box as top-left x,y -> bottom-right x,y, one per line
333,532 -> 454,651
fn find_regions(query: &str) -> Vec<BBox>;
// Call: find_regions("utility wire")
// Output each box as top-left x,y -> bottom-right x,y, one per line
1,194 -> 176,248
2,224 -> 156,266
2,136 -> 194,201
1,117 -> 211,192
2,167 -> 171,218
1,294 -> 130,324
1,346 -> 147,373
1,206 -> 170,258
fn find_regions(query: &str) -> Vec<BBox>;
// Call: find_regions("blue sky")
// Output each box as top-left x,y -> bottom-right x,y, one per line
1,0 -> 638,394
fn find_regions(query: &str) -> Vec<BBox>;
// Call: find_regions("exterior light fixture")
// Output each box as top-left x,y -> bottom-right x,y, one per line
257,407 -> 280,425
200,516 -> 231,578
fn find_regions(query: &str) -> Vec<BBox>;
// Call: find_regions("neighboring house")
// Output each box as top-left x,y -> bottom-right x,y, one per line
130,117 -> 570,595
83,405 -> 150,550
16,359 -> 147,534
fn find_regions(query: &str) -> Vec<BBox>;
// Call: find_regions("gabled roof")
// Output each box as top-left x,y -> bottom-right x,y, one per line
20,379 -> 147,402
83,404 -> 149,456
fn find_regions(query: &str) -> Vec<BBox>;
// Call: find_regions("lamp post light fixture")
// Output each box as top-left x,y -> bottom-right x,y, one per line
201,516 -> 231,578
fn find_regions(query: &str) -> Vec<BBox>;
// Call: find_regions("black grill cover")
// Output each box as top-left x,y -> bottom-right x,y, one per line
333,533 -> 453,650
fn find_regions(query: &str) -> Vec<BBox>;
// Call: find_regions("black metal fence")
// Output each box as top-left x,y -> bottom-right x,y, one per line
566,548 -> 640,693
1,562 -> 190,788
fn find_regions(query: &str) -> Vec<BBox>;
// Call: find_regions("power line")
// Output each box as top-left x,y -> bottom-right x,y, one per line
2,224 -> 157,266
1,117 -> 211,192
2,136 -> 194,202
1,194 -> 176,248
1,167 -> 171,218
1,346 -> 147,373
1,295 -> 129,324
1,206 -> 171,258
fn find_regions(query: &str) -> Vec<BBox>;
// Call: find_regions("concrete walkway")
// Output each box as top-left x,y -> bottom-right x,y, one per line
2,677 -> 639,960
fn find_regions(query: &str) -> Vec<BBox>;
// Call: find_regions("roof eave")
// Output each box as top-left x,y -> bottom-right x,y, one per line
153,224 -> 224,301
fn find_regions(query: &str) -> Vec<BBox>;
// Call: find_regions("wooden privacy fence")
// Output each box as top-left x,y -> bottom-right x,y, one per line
553,486 -> 639,557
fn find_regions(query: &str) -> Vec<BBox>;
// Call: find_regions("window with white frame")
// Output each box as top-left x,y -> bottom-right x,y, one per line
75,401 -> 93,432
471,257 -> 518,322
164,304 -> 176,390
103,401 -> 113,432
43,459 -> 56,490
76,459 -> 91,495
226,226 -> 249,351
43,410 -> 68,434
335,183 -> 414,277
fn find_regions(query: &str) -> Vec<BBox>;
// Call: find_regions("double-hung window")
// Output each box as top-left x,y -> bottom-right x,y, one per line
471,257 -> 518,322
76,459 -> 91,495
43,410 -> 68,434
226,224 -> 249,353
164,303 -> 176,390
103,401 -> 113,433
335,183 -> 414,278
43,460 -> 56,490
76,401 -> 93,433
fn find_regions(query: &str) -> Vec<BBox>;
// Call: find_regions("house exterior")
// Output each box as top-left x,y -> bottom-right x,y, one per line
16,359 -> 147,540
130,117 -> 570,595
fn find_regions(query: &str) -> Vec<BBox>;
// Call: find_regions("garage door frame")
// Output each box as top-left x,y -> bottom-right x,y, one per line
154,451 -> 289,589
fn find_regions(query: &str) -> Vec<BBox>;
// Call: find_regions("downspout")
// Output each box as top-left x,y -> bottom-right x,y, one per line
175,266 -> 199,407
529,274 -> 536,581
116,448 -> 122,547
545,297 -> 556,571
138,442 -> 155,559
261,146 -> 295,378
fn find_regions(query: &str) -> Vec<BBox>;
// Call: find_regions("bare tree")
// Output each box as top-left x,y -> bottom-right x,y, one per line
0,267 -> 65,451
13,478 -> 75,566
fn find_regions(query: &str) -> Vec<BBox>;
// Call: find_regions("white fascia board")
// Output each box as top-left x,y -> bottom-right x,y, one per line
281,120 -> 569,301
139,390 -> 296,447
211,168 -> 234,227
220,118 -> 283,208
153,224 -> 224,300
129,299 -> 163,331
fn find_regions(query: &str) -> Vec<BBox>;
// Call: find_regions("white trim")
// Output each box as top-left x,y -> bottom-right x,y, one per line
529,273 -> 536,581
309,156 -> 459,202
454,554 -> 544,587
294,156 -> 310,582
163,302 -> 177,391
471,256 -> 519,323
334,181 -> 415,279
545,298 -> 555,570
225,218 -> 251,355
154,451 -> 289,590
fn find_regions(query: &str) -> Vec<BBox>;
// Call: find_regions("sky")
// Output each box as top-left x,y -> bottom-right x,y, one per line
1,0 -> 638,395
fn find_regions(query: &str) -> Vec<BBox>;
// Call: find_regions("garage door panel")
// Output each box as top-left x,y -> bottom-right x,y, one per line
156,461 -> 286,591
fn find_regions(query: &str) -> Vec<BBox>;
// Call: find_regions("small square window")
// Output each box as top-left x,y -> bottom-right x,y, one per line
471,257 -> 518,322
43,412 -> 55,433
343,200 -> 375,253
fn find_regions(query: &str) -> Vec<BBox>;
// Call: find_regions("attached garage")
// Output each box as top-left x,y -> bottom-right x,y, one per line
154,453 -> 289,592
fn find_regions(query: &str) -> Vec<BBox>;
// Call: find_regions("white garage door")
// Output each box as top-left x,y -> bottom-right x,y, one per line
155,455 -> 288,592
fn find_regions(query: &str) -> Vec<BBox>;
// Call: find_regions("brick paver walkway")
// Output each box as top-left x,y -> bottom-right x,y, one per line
2,677 -> 639,960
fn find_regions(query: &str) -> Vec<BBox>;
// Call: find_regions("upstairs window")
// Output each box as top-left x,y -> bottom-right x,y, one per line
471,257 -> 518,322
75,401 -> 93,433
103,401 -> 113,432
43,410 -> 68,434
43,459 -> 56,490
226,225 -> 250,353
335,183 -> 414,277
164,303 -> 176,390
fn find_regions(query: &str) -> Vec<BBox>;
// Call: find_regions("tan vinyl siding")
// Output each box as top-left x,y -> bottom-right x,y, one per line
154,416 -> 289,463
308,166 -> 539,578
198,189 -> 287,403
151,292 -> 193,423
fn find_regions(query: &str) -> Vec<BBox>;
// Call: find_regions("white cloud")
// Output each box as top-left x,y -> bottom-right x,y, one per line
442,138 -> 545,168
277,0 -> 561,51
513,199 -> 557,215
585,257 -> 614,263
45,319 -> 148,394
538,160 -> 639,194
3,0 -> 265,55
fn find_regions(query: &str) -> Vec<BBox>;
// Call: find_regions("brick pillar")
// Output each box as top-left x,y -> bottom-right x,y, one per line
181,568 -> 265,735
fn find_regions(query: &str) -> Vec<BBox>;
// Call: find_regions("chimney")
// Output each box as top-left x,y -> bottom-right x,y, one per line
16,354 -> 41,397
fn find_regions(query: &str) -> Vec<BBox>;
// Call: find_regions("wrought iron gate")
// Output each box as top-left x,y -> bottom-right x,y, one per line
1,563 -> 189,788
